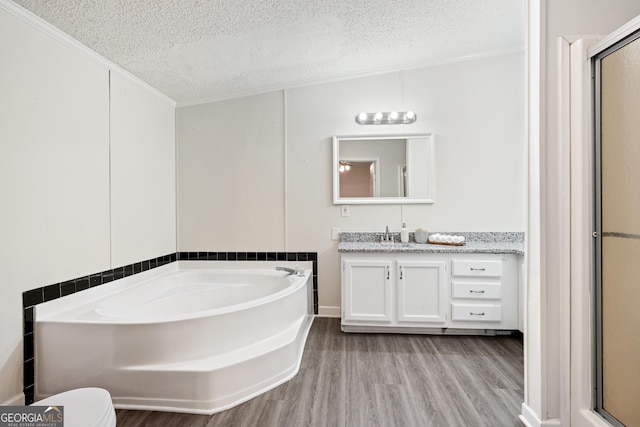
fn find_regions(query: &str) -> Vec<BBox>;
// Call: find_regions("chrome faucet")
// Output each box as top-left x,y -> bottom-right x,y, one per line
276,266 -> 295,275
381,225 -> 394,243
276,266 -> 304,276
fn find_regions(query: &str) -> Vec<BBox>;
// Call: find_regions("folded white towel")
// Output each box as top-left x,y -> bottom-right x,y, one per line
428,233 -> 466,244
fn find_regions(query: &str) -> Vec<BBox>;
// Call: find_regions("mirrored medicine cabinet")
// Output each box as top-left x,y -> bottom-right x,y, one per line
332,134 -> 435,204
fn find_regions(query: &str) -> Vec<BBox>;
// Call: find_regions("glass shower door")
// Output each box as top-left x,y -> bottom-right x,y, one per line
595,30 -> 640,427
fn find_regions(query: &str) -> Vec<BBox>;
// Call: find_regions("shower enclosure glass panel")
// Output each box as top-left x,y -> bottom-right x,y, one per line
595,30 -> 640,427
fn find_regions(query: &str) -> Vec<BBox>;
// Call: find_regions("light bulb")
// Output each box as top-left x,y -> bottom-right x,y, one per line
345,164 -> 351,171
374,112 -> 383,121
358,112 -> 367,122
339,164 -> 345,172
390,111 -> 399,120
406,111 -> 415,120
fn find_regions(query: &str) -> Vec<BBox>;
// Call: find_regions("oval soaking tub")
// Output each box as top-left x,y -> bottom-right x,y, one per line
35,261 -> 314,415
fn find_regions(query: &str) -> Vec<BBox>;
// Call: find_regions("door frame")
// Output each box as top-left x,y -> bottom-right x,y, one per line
566,15 -> 640,427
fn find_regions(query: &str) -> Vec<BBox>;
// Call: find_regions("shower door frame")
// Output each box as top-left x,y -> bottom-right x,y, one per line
566,14 -> 640,427
592,26 -> 640,427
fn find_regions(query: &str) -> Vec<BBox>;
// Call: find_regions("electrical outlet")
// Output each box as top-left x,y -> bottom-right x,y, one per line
341,205 -> 350,217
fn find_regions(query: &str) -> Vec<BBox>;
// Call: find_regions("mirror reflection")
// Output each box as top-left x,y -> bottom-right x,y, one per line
333,134 -> 434,204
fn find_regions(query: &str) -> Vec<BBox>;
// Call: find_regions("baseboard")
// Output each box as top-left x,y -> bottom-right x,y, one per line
519,403 -> 539,427
318,306 -> 340,318
575,409 -> 612,427
520,403 -> 562,427
1,392 -> 25,406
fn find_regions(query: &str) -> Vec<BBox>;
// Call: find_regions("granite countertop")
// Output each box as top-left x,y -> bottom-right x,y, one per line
338,232 -> 524,255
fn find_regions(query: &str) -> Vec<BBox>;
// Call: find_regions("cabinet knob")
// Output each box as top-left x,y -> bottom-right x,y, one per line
469,290 -> 485,294
470,268 -> 486,272
470,312 -> 485,316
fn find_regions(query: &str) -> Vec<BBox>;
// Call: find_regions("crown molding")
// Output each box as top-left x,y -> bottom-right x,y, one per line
0,0 -> 176,106
177,46 -> 524,108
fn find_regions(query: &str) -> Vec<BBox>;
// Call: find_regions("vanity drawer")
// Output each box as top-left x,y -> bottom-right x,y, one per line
451,259 -> 503,277
451,282 -> 502,299
451,303 -> 502,322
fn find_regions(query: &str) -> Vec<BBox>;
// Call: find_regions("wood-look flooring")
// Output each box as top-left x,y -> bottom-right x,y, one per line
116,317 -> 524,427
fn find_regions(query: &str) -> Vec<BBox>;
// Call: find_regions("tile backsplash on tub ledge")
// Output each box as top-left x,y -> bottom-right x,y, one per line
22,252 -> 176,405
22,251 -> 318,404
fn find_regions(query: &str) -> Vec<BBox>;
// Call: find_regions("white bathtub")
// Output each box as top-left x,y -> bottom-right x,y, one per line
35,261 -> 314,414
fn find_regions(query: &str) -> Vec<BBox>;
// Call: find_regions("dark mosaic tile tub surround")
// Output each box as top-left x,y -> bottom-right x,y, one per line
22,251 -> 318,404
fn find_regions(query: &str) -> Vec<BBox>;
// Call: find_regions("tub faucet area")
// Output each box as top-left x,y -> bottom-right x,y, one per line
276,266 -> 305,276
276,266 -> 295,275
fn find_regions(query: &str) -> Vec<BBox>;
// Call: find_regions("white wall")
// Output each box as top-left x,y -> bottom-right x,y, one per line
402,56 -> 525,230
110,73 -> 176,267
0,3 -> 176,404
177,92 -> 285,251
0,5 -> 110,404
178,52 -> 525,315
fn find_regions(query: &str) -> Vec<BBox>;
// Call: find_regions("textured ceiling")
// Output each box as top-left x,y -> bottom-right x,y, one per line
13,0 -> 525,104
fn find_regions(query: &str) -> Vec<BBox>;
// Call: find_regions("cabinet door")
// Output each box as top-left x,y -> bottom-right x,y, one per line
343,259 -> 393,322
397,260 -> 447,323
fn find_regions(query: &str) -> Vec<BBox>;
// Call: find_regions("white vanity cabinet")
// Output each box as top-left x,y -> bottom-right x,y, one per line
396,260 -> 447,323
448,254 -> 518,329
341,254 -> 448,332
342,258 -> 393,323
341,252 -> 520,333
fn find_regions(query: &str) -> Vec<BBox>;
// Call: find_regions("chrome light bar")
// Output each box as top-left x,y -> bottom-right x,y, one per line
355,111 -> 417,125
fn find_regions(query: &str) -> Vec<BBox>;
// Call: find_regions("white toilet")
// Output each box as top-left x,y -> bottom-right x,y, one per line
34,388 -> 116,427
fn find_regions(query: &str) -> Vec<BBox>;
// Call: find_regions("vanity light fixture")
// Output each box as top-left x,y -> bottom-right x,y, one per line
355,111 -> 417,125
